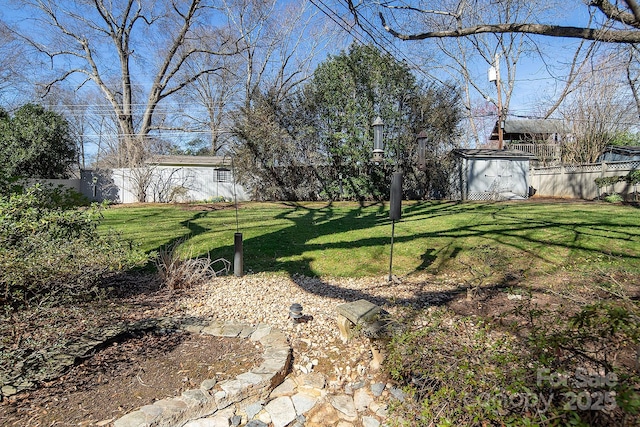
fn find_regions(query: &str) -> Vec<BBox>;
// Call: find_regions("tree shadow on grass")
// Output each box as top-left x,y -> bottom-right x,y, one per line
145,201 -> 640,310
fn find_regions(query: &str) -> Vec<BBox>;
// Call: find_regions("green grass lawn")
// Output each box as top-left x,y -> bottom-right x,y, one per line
99,200 -> 640,280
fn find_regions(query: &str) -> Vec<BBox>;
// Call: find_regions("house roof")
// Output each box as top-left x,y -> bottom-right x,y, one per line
490,119 -> 570,140
603,145 -> 640,155
145,155 -> 232,167
452,148 -> 536,159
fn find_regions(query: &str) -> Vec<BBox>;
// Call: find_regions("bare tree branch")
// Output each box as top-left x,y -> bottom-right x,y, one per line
379,13 -> 640,43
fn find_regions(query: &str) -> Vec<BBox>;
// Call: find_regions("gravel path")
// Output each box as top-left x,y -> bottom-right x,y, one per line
177,272 -> 462,382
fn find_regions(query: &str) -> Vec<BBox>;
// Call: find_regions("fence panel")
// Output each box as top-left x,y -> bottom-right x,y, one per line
530,161 -> 639,200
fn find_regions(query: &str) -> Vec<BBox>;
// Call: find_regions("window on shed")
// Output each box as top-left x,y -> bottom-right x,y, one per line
216,168 -> 232,182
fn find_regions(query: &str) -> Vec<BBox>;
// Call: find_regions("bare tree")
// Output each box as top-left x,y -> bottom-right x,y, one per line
223,0 -> 333,107
13,0 -> 239,167
172,27 -> 243,155
422,0 -> 545,146
624,44 -> 640,118
155,0 -> 333,156
560,54 -> 636,163
346,0 -> 640,44
0,17 -> 32,107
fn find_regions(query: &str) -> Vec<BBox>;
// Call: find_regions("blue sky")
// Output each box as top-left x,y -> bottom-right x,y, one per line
1,0 -> 634,152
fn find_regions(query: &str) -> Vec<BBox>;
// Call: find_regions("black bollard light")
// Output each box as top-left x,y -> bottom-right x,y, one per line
234,232 -> 243,277
389,172 -> 403,282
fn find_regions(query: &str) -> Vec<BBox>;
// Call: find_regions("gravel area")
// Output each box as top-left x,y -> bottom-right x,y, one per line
175,272 -> 463,383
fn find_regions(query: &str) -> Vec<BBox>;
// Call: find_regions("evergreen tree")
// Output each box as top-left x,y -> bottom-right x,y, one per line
0,104 -> 77,179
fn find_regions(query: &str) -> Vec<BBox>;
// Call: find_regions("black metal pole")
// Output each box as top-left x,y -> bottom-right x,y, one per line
234,232 -> 243,277
389,219 -> 395,282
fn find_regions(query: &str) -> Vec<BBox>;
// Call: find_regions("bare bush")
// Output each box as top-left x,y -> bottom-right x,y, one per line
155,239 -> 230,290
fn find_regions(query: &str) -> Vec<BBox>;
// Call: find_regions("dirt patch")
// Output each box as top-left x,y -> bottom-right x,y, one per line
0,329 -> 262,426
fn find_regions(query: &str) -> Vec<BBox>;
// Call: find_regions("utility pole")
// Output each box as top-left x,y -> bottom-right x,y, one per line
494,54 -> 504,150
489,54 -> 504,149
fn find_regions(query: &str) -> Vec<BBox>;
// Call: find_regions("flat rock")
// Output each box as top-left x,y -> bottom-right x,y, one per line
305,403 -> 340,426
353,388 -> 374,412
336,300 -> 381,324
329,394 -> 357,419
243,401 -> 264,420
250,324 -> 272,342
362,416 -> 381,427
291,392 -> 319,415
220,323 -> 245,337
264,396 -> 296,427
296,372 -> 326,390
370,382 -> 385,397
269,377 -> 297,398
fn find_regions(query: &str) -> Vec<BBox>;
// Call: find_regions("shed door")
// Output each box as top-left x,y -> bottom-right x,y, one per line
483,160 -> 514,193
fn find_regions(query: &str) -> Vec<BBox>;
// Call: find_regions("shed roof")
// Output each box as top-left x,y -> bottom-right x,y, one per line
452,148 -> 536,159
145,155 -> 232,167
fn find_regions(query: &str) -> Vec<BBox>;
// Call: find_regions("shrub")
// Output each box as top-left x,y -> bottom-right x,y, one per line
595,176 -> 623,190
155,238 -> 230,290
384,299 -> 640,426
626,170 -> 640,186
604,193 -> 624,203
0,184 -> 147,309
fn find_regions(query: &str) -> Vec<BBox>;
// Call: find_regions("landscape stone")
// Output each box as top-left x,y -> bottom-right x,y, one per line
139,404 -> 163,418
245,421 -> 268,427
220,379 -> 251,398
1,385 -> 17,397
305,403 -> 340,426
182,388 -> 211,405
264,396 -> 297,427
199,415 -> 230,427
269,377 -> 296,397
242,401 -> 264,420
183,419 -> 221,427
250,324 -> 272,342
259,330 -> 288,347
256,409 -> 272,424
354,387 -> 374,412
236,371 -> 268,387
220,323 -> 244,337
370,382 -> 385,396
201,378 -> 218,391
291,391 -> 318,415
113,410 -> 147,427
239,325 -> 257,338
183,324 -> 205,334
153,397 -> 188,413
329,394 -> 357,419
296,372 -> 326,390
389,387 -> 406,402
362,416 -> 381,427
202,323 -> 224,336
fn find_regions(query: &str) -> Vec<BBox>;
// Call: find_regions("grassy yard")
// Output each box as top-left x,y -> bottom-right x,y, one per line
4,199 -> 638,426
100,200 -> 640,281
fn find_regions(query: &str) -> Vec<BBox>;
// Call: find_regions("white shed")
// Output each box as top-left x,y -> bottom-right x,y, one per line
450,149 -> 534,201
107,155 -> 250,203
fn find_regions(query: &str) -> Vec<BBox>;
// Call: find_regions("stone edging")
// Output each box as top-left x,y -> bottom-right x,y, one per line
113,321 -> 292,427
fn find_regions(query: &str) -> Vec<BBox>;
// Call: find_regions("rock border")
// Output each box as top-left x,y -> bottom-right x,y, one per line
114,321 -> 291,427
